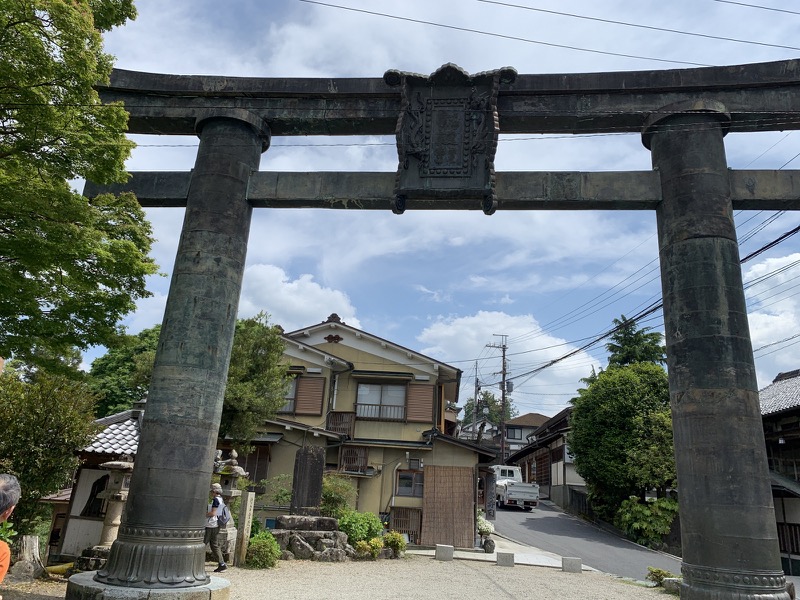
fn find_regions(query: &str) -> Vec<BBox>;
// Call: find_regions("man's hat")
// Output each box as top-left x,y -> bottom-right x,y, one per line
211,483 -> 223,493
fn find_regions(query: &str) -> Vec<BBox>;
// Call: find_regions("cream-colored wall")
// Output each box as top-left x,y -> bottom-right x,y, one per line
565,463 -> 585,486
60,469 -> 106,557
355,444 -> 478,515
354,420 -> 431,443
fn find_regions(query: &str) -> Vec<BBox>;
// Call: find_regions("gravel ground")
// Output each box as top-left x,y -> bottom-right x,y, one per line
0,557 -> 670,600
225,555 -> 668,600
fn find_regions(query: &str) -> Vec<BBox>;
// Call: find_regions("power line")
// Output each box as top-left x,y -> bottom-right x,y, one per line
478,0 -> 800,51
297,0 -> 712,67
713,0 -> 800,17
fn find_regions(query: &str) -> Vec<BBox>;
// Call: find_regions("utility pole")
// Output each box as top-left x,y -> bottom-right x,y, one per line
473,361 -> 480,441
487,335 -> 508,464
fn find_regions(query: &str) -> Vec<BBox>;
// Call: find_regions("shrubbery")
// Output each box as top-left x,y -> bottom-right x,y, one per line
615,496 -> 678,549
382,530 -> 407,557
354,536 -> 384,559
338,510 -> 383,544
476,509 -> 494,536
321,473 -> 357,519
646,566 -> 679,587
246,531 -> 281,569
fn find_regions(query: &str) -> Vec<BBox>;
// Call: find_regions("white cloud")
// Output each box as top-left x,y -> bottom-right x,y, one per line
239,264 -> 360,331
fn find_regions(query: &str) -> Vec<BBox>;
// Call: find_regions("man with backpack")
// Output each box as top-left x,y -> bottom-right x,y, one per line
205,483 -> 228,573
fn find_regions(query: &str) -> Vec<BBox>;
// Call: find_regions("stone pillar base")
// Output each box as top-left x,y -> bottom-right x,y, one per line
66,572 -> 230,600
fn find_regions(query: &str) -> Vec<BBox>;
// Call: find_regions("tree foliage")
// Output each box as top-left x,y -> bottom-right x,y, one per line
89,325 -> 161,416
568,362 -> 673,521
461,390 -> 518,426
0,0 -> 158,368
219,313 -> 291,449
0,369 -> 100,534
87,313 -> 291,449
606,315 -> 665,367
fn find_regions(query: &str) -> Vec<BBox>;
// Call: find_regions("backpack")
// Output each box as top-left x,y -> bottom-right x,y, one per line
218,503 -> 231,526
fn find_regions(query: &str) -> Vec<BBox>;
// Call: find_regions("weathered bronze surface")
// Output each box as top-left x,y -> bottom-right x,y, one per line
383,64 -> 516,214
646,103 -> 786,600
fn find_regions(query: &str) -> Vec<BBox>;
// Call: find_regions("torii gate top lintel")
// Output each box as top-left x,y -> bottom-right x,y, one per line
101,58 -> 800,137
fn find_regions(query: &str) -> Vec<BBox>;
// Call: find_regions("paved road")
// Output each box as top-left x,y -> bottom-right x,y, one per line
494,501 -> 682,581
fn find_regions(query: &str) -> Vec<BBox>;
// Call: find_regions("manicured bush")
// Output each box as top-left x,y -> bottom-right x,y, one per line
354,540 -> 372,558
338,510 -> 383,544
354,537 -> 383,559
245,531 -> 281,569
382,530 -> 407,557
321,473 -> 357,519
646,566 -> 679,587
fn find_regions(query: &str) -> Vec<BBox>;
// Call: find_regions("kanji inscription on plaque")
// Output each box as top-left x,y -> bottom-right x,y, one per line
384,63 -> 516,215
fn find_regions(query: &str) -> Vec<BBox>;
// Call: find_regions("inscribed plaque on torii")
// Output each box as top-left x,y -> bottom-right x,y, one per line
383,63 -> 516,215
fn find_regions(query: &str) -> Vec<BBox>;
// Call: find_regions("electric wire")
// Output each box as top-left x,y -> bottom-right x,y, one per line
478,0 -> 800,51
297,0 -> 713,67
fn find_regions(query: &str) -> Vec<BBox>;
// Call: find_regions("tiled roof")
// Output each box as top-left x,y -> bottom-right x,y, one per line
506,412 -> 549,428
83,410 -> 140,456
760,369 -> 800,417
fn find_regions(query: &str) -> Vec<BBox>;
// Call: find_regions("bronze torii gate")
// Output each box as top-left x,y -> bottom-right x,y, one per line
69,60 -> 800,600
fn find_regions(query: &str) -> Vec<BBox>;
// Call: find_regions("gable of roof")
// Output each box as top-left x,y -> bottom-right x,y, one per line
281,334 -> 353,370
760,369 -> 800,417
506,412 -> 549,428
285,313 -> 460,378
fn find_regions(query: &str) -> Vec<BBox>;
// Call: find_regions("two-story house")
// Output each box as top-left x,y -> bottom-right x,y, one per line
268,314 -> 494,547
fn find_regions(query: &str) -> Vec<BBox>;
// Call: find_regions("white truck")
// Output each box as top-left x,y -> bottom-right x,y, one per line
491,465 -> 539,511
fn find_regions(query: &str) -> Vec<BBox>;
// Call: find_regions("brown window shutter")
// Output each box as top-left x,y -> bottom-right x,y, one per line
294,377 -> 325,415
406,383 -> 434,423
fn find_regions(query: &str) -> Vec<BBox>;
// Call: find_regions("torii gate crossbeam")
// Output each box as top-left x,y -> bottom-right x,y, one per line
68,59 -> 800,600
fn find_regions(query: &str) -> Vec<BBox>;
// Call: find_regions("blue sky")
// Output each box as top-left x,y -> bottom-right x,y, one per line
94,0 -> 800,416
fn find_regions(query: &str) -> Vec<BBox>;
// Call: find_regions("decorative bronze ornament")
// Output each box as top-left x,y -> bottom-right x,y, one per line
384,64 -> 516,215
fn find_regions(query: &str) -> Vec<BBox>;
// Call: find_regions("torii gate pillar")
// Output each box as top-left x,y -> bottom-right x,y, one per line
644,101 -> 788,600
83,112 -> 270,591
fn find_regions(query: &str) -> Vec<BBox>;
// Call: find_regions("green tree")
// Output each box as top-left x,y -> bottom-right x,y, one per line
0,368 -> 100,533
567,362 -> 672,521
220,313 -> 292,449
605,315 -> 665,367
0,0 -> 158,369
89,325 -> 161,416
461,390 -> 518,426
87,313 -> 291,449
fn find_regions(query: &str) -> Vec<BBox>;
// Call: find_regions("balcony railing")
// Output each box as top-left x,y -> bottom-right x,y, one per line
355,403 -> 404,421
341,446 -> 368,474
327,411 -> 355,437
